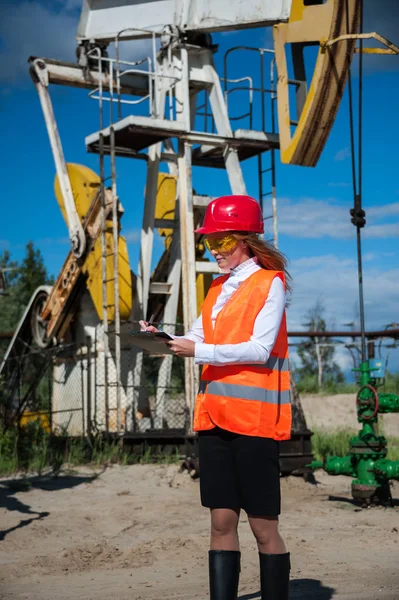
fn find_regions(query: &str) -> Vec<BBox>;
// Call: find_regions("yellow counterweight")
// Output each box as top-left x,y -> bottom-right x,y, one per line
54,164 -> 132,323
54,163 -> 100,223
83,228 -> 132,321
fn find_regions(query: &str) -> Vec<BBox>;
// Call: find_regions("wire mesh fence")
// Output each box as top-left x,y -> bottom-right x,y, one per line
0,325 -> 187,436
2,324 -> 397,436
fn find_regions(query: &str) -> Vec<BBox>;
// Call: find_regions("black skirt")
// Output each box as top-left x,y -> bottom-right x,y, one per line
198,426 -> 281,516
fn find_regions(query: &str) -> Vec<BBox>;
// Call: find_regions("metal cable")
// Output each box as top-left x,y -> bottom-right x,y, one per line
358,0 -> 363,205
356,0 -> 366,363
346,0 -> 366,362
345,0 -> 357,200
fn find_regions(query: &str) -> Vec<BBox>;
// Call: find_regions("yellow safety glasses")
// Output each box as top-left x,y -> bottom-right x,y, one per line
204,235 -> 238,254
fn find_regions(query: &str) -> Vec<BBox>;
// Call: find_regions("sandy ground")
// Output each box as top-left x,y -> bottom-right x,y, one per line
0,464 -> 398,600
1,393 -> 398,599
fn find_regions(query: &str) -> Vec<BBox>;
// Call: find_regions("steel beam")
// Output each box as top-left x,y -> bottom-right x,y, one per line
195,262 -> 221,274
28,56 -> 149,96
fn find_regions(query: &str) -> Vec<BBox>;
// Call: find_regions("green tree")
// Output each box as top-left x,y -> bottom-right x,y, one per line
14,242 -> 52,311
0,250 -> 20,333
296,300 -> 344,392
0,244 -> 54,429
0,242 -> 53,353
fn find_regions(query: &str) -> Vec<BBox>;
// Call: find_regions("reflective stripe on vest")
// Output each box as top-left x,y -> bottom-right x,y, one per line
248,356 -> 290,371
199,380 -> 291,405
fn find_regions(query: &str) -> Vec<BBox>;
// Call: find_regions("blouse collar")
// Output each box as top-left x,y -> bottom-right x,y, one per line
230,256 -> 259,275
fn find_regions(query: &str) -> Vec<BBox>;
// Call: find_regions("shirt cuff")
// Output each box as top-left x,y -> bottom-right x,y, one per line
194,343 -> 215,365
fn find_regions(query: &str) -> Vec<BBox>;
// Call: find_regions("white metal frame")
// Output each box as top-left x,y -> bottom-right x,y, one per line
30,60 -> 86,258
76,0 -> 292,42
30,28 -> 279,435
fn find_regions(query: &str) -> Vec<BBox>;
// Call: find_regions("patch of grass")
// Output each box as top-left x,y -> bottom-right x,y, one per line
139,446 -> 154,465
158,447 -> 181,465
90,436 -> 129,465
66,438 -> 89,466
0,426 -> 184,476
0,427 -> 133,475
311,428 -> 356,461
0,421 -> 53,475
379,371 -> 399,395
0,428 -> 18,475
137,446 -> 180,465
311,428 -> 399,462
319,382 -> 358,395
387,438 -> 399,461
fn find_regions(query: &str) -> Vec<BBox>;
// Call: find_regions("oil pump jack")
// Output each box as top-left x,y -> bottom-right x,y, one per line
1,0 -> 398,482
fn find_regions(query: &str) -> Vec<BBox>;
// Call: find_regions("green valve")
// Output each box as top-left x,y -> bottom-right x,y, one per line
309,358 -> 399,504
324,455 -> 354,477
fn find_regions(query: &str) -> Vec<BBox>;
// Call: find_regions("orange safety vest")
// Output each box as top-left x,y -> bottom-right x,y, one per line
193,269 -> 291,440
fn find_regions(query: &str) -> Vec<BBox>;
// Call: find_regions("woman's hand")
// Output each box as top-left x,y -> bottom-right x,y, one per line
139,320 -> 159,333
167,338 -> 195,357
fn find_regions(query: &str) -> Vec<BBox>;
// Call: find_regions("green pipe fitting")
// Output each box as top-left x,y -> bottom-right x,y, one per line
373,459 -> 399,480
323,455 -> 354,477
378,394 -> 399,414
308,460 -> 324,470
310,362 -> 399,501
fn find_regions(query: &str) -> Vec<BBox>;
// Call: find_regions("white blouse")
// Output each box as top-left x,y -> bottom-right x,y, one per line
182,257 -> 286,367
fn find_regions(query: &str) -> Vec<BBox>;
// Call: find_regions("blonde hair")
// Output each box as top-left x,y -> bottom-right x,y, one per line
232,232 -> 292,294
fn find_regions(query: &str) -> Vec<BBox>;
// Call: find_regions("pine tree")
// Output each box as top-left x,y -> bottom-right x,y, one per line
0,242 -> 53,348
0,250 -> 20,333
14,242 -> 52,312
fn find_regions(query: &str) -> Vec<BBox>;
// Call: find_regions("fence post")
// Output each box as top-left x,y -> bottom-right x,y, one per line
86,337 -> 92,437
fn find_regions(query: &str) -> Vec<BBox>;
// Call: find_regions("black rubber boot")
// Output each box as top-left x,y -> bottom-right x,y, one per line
209,550 -> 241,600
259,552 -> 290,600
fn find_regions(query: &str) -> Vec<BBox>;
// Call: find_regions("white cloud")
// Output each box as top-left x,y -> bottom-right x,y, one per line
332,345 -> 357,372
0,2 -> 78,83
64,0 -> 83,10
290,254 -> 354,269
275,197 -> 399,240
123,229 -> 141,243
363,223 -> 399,239
368,203 -> 399,217
0,1 -> 152,84
334,147 -> 350,161
287,256 -> 399,335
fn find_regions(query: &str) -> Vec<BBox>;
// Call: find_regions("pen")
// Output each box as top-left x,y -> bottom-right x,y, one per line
148,314 -> 155,327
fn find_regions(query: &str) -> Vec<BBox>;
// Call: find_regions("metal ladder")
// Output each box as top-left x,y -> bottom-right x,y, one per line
91,47 -> 123,436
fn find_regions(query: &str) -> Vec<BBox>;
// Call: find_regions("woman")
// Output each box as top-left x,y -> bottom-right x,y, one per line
140,195 -> 291,600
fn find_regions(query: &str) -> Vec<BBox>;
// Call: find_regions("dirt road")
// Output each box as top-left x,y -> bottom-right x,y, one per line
0,464 -> 398,600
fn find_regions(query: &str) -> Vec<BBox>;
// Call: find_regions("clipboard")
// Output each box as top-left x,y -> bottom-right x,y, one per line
130,331 -> 175,355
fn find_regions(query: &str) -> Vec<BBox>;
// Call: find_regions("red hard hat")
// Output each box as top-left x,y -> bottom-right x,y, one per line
194,195 -> 264,235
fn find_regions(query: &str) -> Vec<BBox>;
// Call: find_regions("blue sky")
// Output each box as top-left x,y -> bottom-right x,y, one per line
1,0 -> 399,375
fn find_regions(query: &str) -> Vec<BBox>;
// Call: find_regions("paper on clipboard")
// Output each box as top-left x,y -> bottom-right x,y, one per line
130,331 -> 175,355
